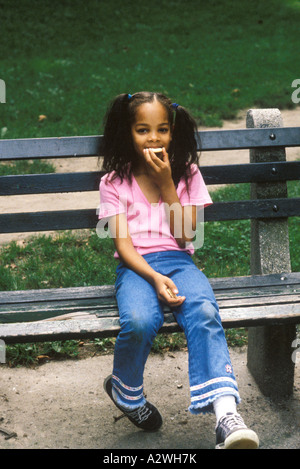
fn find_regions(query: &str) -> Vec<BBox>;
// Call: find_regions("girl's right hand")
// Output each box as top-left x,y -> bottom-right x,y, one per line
153,273 -> 185,307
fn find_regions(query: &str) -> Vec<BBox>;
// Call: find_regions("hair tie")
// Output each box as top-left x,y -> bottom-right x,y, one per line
128,94 -> 132,100
172,103 -> 179,110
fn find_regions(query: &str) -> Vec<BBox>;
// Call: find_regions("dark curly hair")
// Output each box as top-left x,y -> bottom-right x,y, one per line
100,92 -> 200,188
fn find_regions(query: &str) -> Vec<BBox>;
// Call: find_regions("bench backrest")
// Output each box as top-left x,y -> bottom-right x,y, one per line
1,122 -> 300,235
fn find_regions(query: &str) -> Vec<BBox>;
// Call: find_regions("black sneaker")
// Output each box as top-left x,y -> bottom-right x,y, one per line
215,412 -> 259,449
103,375 -> 163,432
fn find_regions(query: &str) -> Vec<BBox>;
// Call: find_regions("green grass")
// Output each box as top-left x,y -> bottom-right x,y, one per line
194,184 -> 251,277
194,181 -> 300,276
0,159 -> 55,176
1,0 -> 300,138
0,233 -> 118,291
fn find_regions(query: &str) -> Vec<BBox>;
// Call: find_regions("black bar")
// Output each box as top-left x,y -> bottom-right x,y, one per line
1,198 -> 300,233
1,161 -> 299,196
1,127 -> 300,161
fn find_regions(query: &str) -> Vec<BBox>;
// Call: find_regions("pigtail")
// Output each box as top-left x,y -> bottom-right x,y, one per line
101,93 -> 133,182
170,105 -> 199,188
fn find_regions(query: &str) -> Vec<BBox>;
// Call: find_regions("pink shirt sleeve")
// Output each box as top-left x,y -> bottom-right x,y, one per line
98,173 -> 127,219
178,164 -> 212,207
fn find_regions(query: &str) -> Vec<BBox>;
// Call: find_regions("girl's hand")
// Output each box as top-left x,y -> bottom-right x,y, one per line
143,147 -> 173,189
153,273 -> 185,307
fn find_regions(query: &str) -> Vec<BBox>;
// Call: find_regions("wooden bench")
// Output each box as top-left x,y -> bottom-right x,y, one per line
0,108 -> 300,399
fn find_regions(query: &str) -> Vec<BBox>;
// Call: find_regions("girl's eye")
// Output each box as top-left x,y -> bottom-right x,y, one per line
159,128 -> 169,133
137,129 -> 147,134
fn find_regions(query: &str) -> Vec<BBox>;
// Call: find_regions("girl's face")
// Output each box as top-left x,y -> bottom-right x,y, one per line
131,100 -> 172,159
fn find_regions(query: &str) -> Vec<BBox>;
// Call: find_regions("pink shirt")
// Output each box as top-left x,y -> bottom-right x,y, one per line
98,164 -> 212,258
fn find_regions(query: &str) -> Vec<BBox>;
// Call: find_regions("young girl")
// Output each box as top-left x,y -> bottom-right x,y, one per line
98,92 -> 259,449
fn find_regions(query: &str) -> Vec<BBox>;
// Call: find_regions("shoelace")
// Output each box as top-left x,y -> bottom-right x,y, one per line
220,413 -> 246,431
127,404 -> 153,424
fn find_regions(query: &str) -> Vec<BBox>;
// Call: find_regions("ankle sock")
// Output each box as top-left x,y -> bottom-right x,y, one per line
213,395 -> 237,424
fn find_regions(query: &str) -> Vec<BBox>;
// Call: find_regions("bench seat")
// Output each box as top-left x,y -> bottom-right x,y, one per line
1,272 -> 299,344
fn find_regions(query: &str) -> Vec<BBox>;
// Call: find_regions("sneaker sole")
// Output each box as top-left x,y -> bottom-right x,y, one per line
216,429 -> 259,449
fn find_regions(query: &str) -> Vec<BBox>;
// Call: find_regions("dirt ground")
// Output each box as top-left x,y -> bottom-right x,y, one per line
0,349 -> 299,450
0,108 -> 300,450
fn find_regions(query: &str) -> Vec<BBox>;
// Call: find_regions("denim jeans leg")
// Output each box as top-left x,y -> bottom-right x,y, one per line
169,259 -> 240,414
142,251 -> 240,414
112,263 -> 164,410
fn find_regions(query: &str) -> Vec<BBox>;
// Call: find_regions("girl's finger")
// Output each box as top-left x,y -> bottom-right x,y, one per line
166,287 -> 178,299
147,148 -> 164,167
143,149 -> 158,168
165,279 -> 179,296
165,284 -> 185,303
165,294 -> 186,306
161,147 -> 169,162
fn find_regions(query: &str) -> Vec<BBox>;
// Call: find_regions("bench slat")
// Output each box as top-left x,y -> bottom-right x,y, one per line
198,127 -> 300,151
1,287 -> 298,313
201,161 -> 300,185
0,198 -> 299,233
1,273 -> 299,304
0,172 -> 102,195
0,136 -> 101,160
1,127 -> 300,161
0,274 -> 299,327
1,284 -> 298,313
0,302 -> 299,344
0,293 -> 299,324
205,197 -> 300,221
1,161 -> 299,196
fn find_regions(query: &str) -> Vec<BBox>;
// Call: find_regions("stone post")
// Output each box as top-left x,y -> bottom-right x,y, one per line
246,109 -> 296,398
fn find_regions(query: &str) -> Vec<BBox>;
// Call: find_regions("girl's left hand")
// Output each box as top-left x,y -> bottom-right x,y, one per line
143,147 -> 173,188
153,273 -> 186,307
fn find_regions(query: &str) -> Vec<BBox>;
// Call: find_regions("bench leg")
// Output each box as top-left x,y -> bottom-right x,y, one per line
247,324 -> 296,398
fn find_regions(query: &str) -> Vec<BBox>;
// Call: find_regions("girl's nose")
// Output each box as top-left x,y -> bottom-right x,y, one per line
149,131 -> 159,142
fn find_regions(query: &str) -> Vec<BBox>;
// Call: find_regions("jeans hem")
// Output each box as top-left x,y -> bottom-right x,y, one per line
112,388 -> 146,411
188,391 -> 241,415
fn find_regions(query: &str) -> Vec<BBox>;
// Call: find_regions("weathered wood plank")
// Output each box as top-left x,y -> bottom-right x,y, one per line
0,302 -> 299,344
1,292 -> 299,324
2,286 -> 298,311
1,273 -> 299,304
0,284 -> 116,304
209,272 -> 300,289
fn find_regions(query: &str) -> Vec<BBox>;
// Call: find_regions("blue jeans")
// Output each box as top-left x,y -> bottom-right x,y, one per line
112,251 -> 240,414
